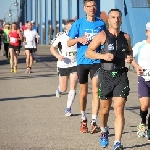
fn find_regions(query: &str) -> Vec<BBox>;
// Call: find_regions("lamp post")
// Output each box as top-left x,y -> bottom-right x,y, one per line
8,0 -> 19,23
8,9 -> 12,23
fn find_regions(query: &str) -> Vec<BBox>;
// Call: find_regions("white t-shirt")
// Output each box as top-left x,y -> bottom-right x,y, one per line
133,40 -> 150,81
51,32 -> 77,68
24,29 -> 38,48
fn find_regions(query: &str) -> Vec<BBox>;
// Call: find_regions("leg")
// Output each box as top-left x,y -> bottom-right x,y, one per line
25,50 -> 30,68
56,67 -> 69,98
91,77 -> 99,119
99,98 -> 112,148
79,83 -> 88,117
65,72 -> 78,116
14,50 -> 18,66
9,48 -> 14,70
59,75 -> 69,93
25,50 -> 30,73
13,50 -> 19,73
77,65 -> 90,133
99,98 -> 112,130
4,43 -> 9,59
113,97 -> 126,141
29,52 -> 33,68
67,72 -> 78,107
137,76 -> 150,137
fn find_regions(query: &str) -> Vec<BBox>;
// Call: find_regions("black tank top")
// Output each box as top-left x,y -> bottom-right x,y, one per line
101,30 -> 128,71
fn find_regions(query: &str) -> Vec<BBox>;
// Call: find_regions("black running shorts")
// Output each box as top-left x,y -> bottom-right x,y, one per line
98,68 -> 130,100
9,44 -> 20,51
58,66 -> 77,76
25,48 -> 35,53
77,63 -> 101,84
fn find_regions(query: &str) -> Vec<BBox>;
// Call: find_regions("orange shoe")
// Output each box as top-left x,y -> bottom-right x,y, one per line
80,120 -> 88,133
90,122 -> 100,134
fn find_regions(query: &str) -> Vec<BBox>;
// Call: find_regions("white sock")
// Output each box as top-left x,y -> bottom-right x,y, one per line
101,127 -> 106,133
67,90 -> 76,108
92,115 -> 97,122
58,85 -> 62,94
114,140 -> 121,145
81,111 -> 87,120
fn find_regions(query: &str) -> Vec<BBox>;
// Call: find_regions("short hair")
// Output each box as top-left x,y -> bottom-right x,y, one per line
108,9 -> 122,17
83,0 -> 96,5
12,22 -> 16,25
26,21 -> 29,23
66,20 -> 75,25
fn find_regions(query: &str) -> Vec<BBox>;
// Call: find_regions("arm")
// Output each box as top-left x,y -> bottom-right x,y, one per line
67,21 -> 89,47
50,36 -> 63,61
67,38 -> 79,47
18,30 -> 23,41
131,42 -> 143,75
35,32 -> 39,44
124,34 -> 133,64
85,31 -> 113,61
124,34 -> 132,56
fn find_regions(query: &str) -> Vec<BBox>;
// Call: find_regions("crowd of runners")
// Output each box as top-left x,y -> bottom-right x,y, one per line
0,20 -> 39,73
0,0 -> 150,149
50,0 -> 150,150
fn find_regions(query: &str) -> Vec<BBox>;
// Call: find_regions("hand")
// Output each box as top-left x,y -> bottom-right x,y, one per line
135,66 -> 143,75
103,53 -> 114,61
125,55 -> 133,64
78,34 -> 89,45
57,55 -> 64,61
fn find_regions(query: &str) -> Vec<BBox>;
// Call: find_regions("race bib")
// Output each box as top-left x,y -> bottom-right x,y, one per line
10,37 -> 17,43
65,51 -> 77,62
142,69 -> 150,81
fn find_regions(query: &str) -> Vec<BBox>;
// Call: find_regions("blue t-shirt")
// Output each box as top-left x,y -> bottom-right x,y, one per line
68,17 -> 106,65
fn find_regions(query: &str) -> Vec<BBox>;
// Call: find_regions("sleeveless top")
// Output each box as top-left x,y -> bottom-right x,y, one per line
101,30 -> 128,71
9,30 -> 19,46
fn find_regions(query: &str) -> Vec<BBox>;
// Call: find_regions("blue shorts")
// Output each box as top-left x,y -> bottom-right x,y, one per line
138,76 -> 150,98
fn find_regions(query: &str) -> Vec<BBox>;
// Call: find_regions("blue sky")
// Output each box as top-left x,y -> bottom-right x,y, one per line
0,0 -> 115,23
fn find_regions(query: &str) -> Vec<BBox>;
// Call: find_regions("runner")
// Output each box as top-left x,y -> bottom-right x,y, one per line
31,21 -> 39,63
67,0 -> 106,133
86,9 -> 132,149
8,22 -> 22,73
0,27 -> 4,55
23,22 -> 39,73
50,20 -> 78,116
3,24 -> 10,61
132,22 -> 150,141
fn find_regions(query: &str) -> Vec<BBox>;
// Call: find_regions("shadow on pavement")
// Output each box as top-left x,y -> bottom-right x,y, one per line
124,143 -> 150,149
0,94 -> 56,101
0,73 -> 58,80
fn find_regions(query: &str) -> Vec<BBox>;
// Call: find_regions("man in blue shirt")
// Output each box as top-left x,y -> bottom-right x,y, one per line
67,0 -> 106,133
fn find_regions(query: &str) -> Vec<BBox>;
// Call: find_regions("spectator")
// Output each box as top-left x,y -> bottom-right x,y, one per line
48,24 -> 54,43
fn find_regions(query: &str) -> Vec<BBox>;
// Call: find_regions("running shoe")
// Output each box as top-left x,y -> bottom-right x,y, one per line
14,66 -> 17,73
25,68 -> 30,73
99,131 -> 109,148
56,89 -> 62,98
146,129 -> 150,141
90,121 -> 100,134
80,120 -> 88,133
113,142 -> 124,150
65,108 -> 72,117
11,68 -> 14,72
137,123 -> 146,138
